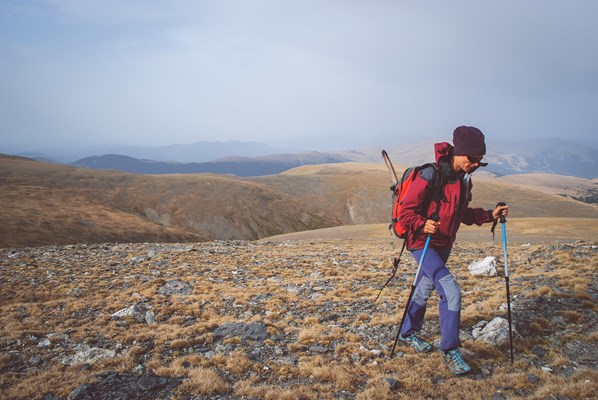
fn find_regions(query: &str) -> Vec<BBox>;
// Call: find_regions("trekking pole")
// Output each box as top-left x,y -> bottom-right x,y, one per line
498,202 -> 514,363
389,225 -> 434,358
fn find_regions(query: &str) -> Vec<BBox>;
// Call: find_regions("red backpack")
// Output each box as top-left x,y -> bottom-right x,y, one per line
389,163 -> 437,238
377,151 -> 439,301
383,148 -> 439,239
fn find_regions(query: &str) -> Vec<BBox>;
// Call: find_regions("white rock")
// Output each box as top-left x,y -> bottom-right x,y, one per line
472,328 -> 482,339
475,317 -> 515,346
62,344 -> 117,365
468,256 -> 497,276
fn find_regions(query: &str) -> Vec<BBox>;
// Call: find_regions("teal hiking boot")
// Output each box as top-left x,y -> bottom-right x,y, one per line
399,332 -> 432,353
443,348 -> 471,375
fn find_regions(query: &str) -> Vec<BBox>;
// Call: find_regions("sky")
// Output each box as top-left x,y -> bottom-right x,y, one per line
1,0 -> 597,155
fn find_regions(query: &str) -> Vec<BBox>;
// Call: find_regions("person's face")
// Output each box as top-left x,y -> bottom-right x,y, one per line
454,154 -> 484,173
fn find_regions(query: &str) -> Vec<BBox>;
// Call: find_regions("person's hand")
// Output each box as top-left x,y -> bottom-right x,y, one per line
492,204 -> 509,220
423,219 -> 440,235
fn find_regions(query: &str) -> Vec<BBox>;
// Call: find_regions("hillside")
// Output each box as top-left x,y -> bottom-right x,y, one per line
1,155 -> 597,248
262,219 -> 598,244
495,174 -> 598,204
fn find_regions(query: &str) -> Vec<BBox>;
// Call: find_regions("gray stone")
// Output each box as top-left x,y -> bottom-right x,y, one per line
111,303 -> 155,324
532,346 -> 546,357
157,280 -> 193,296
137,376 -> 157,391
62,344 -> 117,366
29,355 -> 42,366
383,377 -> 401,391
144,310 -> 156,325
308,345 -> 330,353
68,384 -> 91,400
213,321 -> 268,341
275,356 -> 298,365
475,317 -> 516,346
320,313 -> 340,323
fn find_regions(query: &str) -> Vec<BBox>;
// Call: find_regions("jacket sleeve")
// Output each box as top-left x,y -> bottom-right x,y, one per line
399,169 -> 434,234
461,207 -> 494,226
461,180 -> 495,226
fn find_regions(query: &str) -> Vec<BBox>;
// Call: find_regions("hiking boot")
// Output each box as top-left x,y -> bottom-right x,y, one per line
399,332 -> 432,353
443,348 -> 471,375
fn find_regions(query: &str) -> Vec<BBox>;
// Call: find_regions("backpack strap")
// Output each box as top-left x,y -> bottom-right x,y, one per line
414,163 -> 442,237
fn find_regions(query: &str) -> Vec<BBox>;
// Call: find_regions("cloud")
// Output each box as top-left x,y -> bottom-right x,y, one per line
1,1 -> 597,151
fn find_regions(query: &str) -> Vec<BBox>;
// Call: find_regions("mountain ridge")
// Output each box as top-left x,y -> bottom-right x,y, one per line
69,152 -> 351,177
11,137 -> 598,178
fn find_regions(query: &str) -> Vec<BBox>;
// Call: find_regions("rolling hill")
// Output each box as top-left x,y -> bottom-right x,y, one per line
1,154 -> 597,248
69,152 -> 351,176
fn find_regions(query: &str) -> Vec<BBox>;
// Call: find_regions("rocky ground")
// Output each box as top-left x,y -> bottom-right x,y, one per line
0,238 -> 597,399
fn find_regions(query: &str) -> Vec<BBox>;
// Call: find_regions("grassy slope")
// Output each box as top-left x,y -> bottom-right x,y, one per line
1,155 -> 596,248
262,218 -> 598,244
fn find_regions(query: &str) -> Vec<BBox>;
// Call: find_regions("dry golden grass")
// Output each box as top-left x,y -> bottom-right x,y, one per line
179,367 -> 231,395
1,162 -> 597,400
2,155 -> 597,248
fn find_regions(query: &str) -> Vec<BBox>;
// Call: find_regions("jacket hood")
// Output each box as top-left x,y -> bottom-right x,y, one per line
434,142 -> 453,165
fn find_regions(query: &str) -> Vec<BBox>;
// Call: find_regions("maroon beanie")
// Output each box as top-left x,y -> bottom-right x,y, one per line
452,126 -> 486,156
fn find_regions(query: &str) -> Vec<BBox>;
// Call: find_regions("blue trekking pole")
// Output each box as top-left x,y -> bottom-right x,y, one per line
390,224 -> 434,358
497,202 -> 514,363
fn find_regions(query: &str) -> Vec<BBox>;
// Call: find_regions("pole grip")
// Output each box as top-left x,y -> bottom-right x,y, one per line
497,202 -> 507,223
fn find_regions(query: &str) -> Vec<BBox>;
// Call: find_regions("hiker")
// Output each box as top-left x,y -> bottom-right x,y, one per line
397,126 -> 508,375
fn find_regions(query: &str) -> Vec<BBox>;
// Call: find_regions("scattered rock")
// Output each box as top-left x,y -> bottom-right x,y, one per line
213,321 -> 268,341
383,377 -> 401,391
157,279 -> 193,296
468,256 -> 497,276
532,346 -> 546,357
62,344 -> 117,366
68,384 -> 91,400
111,303 -> 156,325
308,345 -> 330,354
320,313 -> 340,323
1,240 -> 596,399
68,372 -> 179,400
275,356 -> 298,366
474,317 -> 516,346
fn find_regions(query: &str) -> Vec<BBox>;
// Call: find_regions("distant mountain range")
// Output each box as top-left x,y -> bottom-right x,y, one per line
17,137 -> 598,178
70,152 -> 351,177
364,138 -> 598,179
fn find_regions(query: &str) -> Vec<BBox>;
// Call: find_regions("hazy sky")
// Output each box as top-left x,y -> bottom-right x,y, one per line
1,0 -> 597,153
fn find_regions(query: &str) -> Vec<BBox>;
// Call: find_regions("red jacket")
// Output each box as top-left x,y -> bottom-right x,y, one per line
400,142 -> 494,250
